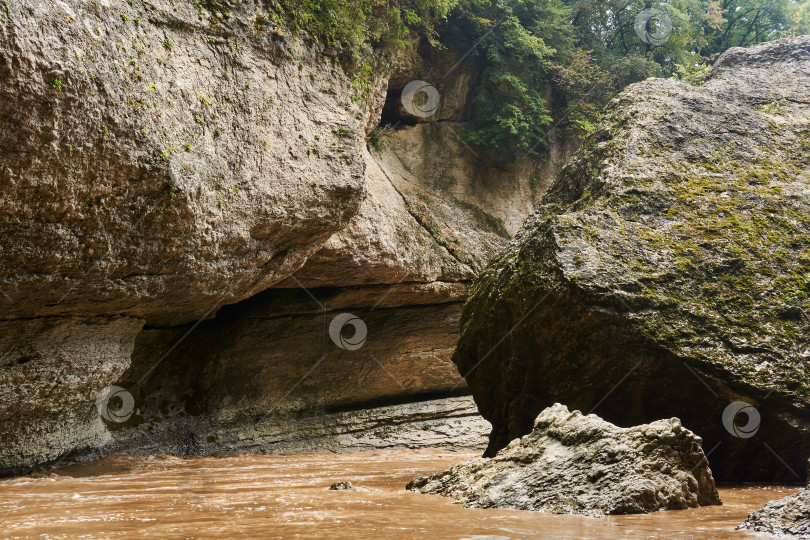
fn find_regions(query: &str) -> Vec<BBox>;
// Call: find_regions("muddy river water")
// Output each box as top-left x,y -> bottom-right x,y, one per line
0,449 -> 798,539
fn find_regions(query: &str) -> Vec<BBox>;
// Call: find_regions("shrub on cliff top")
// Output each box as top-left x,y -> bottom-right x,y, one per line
265,0 -> 809,158
277,0 -> 458,57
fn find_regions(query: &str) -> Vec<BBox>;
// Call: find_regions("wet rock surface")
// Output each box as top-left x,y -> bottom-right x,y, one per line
407,404 -> 720,516
94,396 -> 490,458
740,486 -> 810,538
453,36 -> 810,482
116,290 -> 471,440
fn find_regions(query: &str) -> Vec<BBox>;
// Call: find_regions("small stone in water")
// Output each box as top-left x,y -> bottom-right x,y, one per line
329,481 -> 356,491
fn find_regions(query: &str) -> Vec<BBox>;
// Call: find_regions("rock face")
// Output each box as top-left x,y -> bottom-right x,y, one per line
0,0 -> 370,474
97,395 -> 491,458
106,285 -> 478,453
454,36 -> 810,482
0,0 -> 369,326
275,146 -> 505,288
741,486 -> 810,538
0,0 -> 577,473
407,403 -> 720,516
0,317 -> 143,474
94,32 -> 578,463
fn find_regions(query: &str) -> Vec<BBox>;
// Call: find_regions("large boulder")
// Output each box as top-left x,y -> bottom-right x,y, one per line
454,36 -> 810,482
407,403 -> 720,516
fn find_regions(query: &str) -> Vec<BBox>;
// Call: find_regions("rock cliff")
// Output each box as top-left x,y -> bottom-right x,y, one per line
0,0 -> 374,474
0,0 -> 577,473
104,31 -> 576,460
1,0 -> 369,326
453,36 -> 810,482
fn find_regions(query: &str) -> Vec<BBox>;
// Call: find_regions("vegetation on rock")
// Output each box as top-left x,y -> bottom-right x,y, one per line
453,36 -> 810,483
197,1 -> 810,157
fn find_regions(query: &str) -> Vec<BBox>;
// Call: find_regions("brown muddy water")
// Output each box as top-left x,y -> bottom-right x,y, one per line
0,449 -> 798,539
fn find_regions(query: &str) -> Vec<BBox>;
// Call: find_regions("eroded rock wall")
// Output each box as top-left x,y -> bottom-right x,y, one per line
104,29 -> 579,459
0,0 -> 375,473
0,0 -> 370,326
0,0 -> 578,472
0,317 -> 143,474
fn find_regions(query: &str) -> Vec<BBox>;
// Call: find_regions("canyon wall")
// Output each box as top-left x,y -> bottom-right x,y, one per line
0,0 -> 576,472
0,0 -> 370,473
109,29 -> 579,460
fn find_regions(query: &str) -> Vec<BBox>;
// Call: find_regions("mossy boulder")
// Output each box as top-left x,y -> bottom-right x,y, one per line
454,36 -> 810,482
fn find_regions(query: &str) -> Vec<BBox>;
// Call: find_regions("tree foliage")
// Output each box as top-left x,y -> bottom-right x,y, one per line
702,0 -> 809,57
273,0 -> 808,157
457,0 -> 613,159
454,0 -> 809,157
275,0 -> 458,57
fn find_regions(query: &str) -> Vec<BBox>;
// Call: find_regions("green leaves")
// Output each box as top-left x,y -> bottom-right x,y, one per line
458,0 -> 599,159
703,0 -> 798,57
278,0 -> 459,60
272,0 -> 806,159
458,0 -> 806,159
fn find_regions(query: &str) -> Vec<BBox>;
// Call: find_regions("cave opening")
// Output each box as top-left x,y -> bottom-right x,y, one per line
378,84 -> 421,127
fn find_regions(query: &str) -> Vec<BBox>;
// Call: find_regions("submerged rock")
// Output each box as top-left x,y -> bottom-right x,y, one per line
407,403 -> 720,516
740,488 -> 810,538
329,481 -> 357,491
453,36 -> 810,481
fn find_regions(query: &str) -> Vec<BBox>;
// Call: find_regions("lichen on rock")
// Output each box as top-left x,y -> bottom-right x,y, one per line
453,36 -> 810,482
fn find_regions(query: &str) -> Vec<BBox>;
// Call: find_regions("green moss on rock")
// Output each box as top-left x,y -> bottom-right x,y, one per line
454,37 -> 810,483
